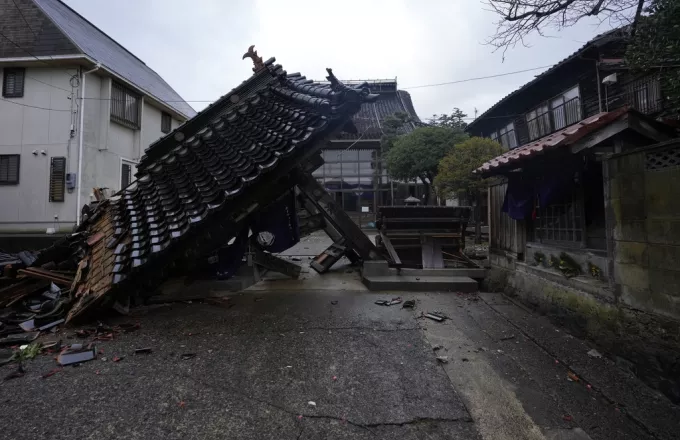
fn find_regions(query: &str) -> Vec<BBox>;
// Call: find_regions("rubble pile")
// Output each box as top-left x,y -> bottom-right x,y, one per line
0,49 -> 377,329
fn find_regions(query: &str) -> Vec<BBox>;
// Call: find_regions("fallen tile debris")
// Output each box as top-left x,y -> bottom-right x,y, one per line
587,348 -> 603,358
424,313 -> 446,322
58,346 -> 97,366
134,348 -> 152,355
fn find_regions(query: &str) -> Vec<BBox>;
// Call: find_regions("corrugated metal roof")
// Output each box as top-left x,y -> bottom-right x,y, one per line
33,0 -> 196,119
467,27 -> 627,132
475,107 -> 629,175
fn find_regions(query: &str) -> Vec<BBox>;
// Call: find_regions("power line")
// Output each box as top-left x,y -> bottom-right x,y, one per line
11,0 -> 38,39
0,96 -> 71,112
401,65 -> 555,90
0,30 -> 77,80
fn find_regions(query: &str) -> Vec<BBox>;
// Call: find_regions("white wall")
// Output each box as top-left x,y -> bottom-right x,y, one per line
0,66 -> 79,233
0,66 -> 188,234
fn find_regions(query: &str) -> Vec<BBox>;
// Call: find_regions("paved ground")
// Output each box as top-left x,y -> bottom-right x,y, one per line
1,234 -> 678,439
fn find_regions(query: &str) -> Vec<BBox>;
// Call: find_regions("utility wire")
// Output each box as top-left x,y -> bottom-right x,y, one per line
401,65 -> 555,90
11,0 -> 38,39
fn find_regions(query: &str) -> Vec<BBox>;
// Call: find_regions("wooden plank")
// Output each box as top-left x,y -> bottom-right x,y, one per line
379,231 -> 401,267
294,169 -> 381,262
252,247 -> 301,279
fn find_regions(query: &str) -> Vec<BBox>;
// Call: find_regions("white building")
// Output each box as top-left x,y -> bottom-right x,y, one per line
0,0 -> 195,240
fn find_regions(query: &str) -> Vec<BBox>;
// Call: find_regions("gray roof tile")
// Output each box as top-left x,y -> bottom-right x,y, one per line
33,0 -> 196,118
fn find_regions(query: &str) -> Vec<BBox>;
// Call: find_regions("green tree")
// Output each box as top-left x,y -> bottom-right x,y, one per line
385,126 -> 468,205
428,108 -> 468,131
434,137 -> 503,243
627,0 -> 680,114
380,112 -> 411,154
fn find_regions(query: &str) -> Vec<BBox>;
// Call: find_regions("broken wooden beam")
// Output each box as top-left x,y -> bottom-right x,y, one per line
252,247 -> 301,279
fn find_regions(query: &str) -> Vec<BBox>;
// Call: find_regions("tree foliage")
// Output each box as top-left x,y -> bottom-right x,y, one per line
379,112 -> 411,154
428,108 -> 469,131
486,0 -> 649,52
627,0 -> 680,113
385,126 -> 468,204
434,137 -> 504,198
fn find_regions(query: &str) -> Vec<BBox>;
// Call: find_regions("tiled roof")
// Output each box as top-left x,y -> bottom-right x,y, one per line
33,0 -> 196,118
336,83 -> 420,141
67,60 -> 377,322
467,27 -> 627,132
475,107 -> 629,176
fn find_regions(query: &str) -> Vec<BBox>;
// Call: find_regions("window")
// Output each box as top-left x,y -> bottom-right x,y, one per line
526,103 -> 550,140
526,86 -> 582,140
551,86 -> 581,130
49,157 -> 66,202
121,159 -> 137,189
0,154 -> 20,184
626,75 -> 661,114
111,82 -> 141,128
534,185 -> 583,243
3,68 -> 25,98
161,111 -> 172,134
489,132 -> 498,142
499,122 -> 517,149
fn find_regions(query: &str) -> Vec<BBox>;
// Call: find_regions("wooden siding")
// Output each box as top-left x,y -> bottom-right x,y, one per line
488,179 -> 526,255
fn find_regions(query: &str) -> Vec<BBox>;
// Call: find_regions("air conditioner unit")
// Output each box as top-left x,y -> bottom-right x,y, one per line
602,73 -> 618,85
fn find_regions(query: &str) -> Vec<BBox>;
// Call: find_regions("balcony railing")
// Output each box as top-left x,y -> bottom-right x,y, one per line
527,97 -> 582,141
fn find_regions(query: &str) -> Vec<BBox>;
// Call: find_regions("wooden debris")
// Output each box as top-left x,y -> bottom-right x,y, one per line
17,267 -> 73,286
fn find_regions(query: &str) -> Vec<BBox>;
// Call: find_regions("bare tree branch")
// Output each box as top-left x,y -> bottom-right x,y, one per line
486,0 -> 651,52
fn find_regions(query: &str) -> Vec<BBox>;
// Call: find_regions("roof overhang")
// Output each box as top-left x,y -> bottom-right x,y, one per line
475,108 -> 676,177
0,54 -> 191,121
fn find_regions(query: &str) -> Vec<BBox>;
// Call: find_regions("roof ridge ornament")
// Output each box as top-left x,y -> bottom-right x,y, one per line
242,45 -> 265,72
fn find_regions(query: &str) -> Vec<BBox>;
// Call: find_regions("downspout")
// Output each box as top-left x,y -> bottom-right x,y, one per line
76,63 -> 101,226
595,60 -> 603,113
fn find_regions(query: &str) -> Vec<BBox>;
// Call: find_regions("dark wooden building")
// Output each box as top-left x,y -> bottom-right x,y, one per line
468,27 -> 680,402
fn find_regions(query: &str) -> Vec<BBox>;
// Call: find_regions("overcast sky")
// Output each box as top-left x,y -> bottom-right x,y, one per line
64,0 -> 614,122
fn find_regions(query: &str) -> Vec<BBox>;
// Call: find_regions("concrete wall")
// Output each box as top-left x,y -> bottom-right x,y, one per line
606,144 -> 680,319
0,66 -> 79,233
0,66 -> 186,235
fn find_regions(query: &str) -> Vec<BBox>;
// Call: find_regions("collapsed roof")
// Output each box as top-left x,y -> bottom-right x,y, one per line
66,51 -> 378,322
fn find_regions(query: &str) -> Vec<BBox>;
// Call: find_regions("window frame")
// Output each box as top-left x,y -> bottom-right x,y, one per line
49,156 -> 67,202
488,122 -> 517,149
0,154 -> 20,185
120,158 -> 138,189
533,183 -> 585,246
111,81 -> 141,129
498,122 -> 518,149
161,111 -> 172,134
526,84 -> 582,141
3,67 -> 25,98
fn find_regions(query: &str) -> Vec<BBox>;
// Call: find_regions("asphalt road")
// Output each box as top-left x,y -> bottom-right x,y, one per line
1,287 -> 677,440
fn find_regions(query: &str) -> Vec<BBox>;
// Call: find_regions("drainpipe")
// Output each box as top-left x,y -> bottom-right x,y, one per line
75,63 -> 101,226
595,60 -> 603,113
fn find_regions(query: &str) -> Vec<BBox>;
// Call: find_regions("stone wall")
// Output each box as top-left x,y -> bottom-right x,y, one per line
605,142 -> 680,319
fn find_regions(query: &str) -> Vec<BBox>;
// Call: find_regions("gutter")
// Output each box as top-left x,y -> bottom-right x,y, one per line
75,63 -> 101,226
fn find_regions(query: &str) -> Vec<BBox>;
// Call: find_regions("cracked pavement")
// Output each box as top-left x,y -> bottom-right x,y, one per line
1,275 -> 678,438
